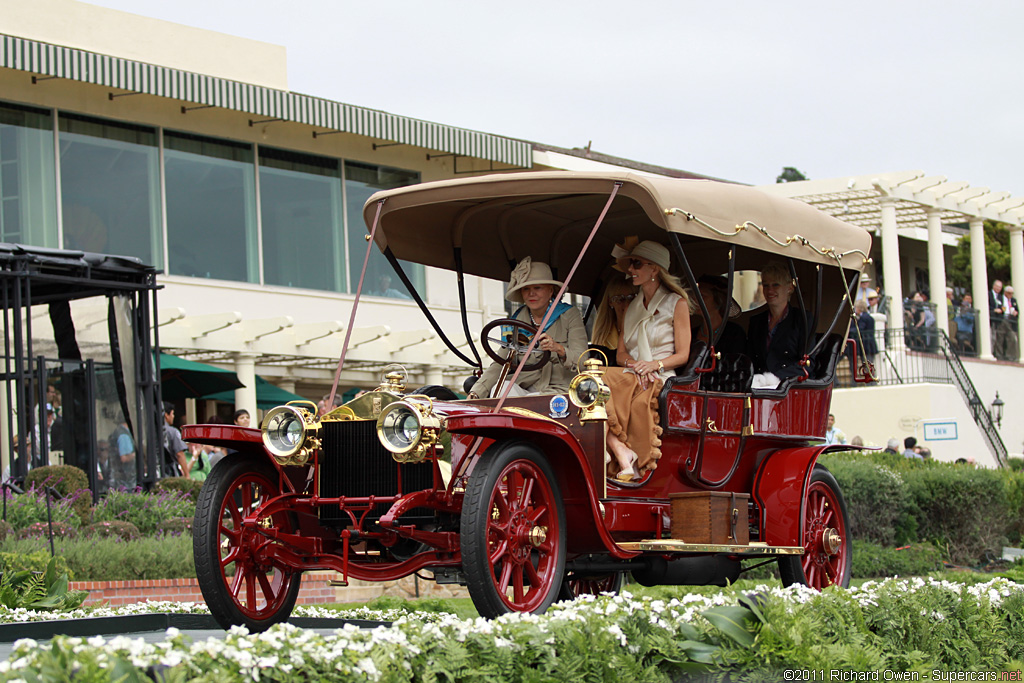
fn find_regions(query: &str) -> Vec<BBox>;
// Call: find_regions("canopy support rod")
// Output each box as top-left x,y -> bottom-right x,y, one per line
328,199 -> 385,409
788,258 -> 808,358
496,182 -> 622,411
805,269 -> 859,362
808,265 -> 823,352
453,247 -> 484,369
383,247 -> 479,367
670,233 -> 710,346
713,248 -> 738,346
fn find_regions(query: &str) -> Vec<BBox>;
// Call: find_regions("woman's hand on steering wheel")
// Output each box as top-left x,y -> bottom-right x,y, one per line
480,318 -> 552,372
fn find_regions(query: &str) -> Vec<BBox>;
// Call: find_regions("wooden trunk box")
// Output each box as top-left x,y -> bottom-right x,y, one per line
669,491 -> 750,544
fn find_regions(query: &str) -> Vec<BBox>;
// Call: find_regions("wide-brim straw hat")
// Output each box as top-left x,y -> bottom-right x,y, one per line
697,274 -> 742,319
505,256 -> 563,303
612,237 -> 671,272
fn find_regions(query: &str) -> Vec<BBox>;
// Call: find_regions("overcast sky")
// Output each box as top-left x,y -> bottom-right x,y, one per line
88,0 -> 1024,195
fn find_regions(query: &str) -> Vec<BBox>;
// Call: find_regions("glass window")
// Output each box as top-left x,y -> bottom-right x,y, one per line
58,113 -> 160,265
259,147 -> 344,291
344,161 -> 422,299
0,102 -> 57,248
164,131 -> 257,282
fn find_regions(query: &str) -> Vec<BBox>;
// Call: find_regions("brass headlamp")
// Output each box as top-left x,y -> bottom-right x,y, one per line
376,399 -> 443,464
568,353 -> 611,422
261,401 -> 321,466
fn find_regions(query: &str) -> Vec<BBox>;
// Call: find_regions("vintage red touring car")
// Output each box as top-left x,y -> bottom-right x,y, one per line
185,171 -> 872,631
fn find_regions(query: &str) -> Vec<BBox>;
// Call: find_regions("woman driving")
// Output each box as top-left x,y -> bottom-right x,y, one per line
603,240 -> 691,481
469,257 -> 588,399
746,261 -> 807,387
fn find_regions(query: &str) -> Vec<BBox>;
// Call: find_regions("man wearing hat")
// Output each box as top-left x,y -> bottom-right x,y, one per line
855,273 -> 877,307
467,257 -> 588,399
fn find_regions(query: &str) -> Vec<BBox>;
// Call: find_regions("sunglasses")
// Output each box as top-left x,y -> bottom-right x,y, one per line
609,294 -> 635,304
628,258 -> 648,270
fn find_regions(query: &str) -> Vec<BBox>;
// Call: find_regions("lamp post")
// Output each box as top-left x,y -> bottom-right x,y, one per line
991,392 -> 1004,429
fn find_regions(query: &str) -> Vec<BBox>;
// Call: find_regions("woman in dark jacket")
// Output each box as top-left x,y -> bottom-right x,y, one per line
746,261 -> 807,387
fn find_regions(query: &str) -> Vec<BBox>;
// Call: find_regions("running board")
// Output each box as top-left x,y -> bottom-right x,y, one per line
617,540 -> 803,555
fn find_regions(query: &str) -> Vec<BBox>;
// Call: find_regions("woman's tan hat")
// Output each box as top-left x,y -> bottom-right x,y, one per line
613,238 -> 671,272
505,256 -> 563,302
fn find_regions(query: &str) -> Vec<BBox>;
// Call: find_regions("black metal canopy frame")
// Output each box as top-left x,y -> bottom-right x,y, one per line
0,243 -> 161,498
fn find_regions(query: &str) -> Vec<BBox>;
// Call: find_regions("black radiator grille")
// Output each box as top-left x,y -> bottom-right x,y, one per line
318,420 -> 434,524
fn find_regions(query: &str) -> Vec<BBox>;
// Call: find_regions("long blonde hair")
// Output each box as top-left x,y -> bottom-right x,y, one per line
592,277 -> 638,348
656,267 -> 691,307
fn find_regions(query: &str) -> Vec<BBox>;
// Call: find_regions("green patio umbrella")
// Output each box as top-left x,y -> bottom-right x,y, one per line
204,375 -> 305,408
157,353 -> 245,400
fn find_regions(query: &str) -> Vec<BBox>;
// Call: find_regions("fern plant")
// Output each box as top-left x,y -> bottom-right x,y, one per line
0,556 -> 87,611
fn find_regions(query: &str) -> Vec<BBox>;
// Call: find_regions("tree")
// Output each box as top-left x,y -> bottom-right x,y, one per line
948,221 -> 1011,289
776,167 -> 808,183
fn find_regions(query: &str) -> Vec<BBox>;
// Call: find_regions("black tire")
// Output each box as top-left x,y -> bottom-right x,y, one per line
461,441 -> 566,618
778,464 -> 852,589
194,457 -> 302,631
558,570 -> 624,601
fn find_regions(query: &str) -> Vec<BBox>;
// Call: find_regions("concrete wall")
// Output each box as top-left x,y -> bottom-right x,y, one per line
830,382 -> 999,468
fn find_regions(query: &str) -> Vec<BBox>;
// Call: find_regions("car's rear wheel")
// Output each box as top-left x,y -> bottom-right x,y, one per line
461,441 -> 566,618
194,457 -> 302,631
558,571 -> 623,601
779,464 -> 851,590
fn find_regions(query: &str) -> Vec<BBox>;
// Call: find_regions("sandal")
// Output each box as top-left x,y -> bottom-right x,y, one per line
615,463 -> 640,482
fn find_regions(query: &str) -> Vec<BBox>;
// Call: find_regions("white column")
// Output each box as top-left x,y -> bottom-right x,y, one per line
1010,225 -> 1024,361
277,377 -> 297,394
879,196 -> 904,336
926,208 -> 949,335
233,353 -> 259,416
970,217 -> 993,360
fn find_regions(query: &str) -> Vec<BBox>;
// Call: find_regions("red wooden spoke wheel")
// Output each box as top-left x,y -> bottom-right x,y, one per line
462,442 -> 566,617
194,458 -> 301,631
559,571 -> 624,601
780,464 -> 851,590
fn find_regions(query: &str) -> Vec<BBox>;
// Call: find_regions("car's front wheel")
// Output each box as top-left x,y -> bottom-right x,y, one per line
461,441 -> 566,618
194,457 -> 302,631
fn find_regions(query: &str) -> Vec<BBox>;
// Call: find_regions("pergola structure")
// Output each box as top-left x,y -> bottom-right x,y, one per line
759,171 -> 1024,360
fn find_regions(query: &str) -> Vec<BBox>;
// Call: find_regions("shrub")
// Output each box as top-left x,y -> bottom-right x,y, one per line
156,517 -> 192,535
906,466 -> 1010,565
1,488 -> 79,531
92,488 -> 195,535
0,533 -> 195,581
154,477 -> 204,501
24,464 -> 92,524
0,550 -> 73,579
851,541 -> 945,578
820,453 -> 912,546
0,520 -> 12,542
82,520 -> 140,541
17,521 -> 77,541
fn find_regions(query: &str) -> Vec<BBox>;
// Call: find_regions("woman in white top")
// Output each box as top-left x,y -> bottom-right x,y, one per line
603,240 -> 691,481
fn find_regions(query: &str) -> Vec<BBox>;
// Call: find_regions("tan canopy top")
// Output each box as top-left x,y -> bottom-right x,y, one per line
364,171 -> 872,297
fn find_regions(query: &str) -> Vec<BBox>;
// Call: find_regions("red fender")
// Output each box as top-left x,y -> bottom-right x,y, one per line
752,444 -> 854,547
445,412 -> 635,559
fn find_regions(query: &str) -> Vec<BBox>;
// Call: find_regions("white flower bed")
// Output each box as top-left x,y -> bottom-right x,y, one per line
0,577 -> 1020,681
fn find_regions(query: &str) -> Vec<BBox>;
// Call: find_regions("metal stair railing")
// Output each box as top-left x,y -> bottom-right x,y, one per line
937,329 -> 1008,467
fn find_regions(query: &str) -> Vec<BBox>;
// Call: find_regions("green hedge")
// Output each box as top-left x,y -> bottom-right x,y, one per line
0,534 -> 195,582
821,452 -> 1024,565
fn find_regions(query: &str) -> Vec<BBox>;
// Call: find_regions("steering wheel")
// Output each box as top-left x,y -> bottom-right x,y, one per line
480,318 -> 551,372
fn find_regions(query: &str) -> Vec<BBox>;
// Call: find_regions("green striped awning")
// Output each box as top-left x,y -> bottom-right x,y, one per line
0,33 -> 532,168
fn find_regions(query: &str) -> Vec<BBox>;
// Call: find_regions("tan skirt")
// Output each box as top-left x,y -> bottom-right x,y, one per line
603,367 -> 663,474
